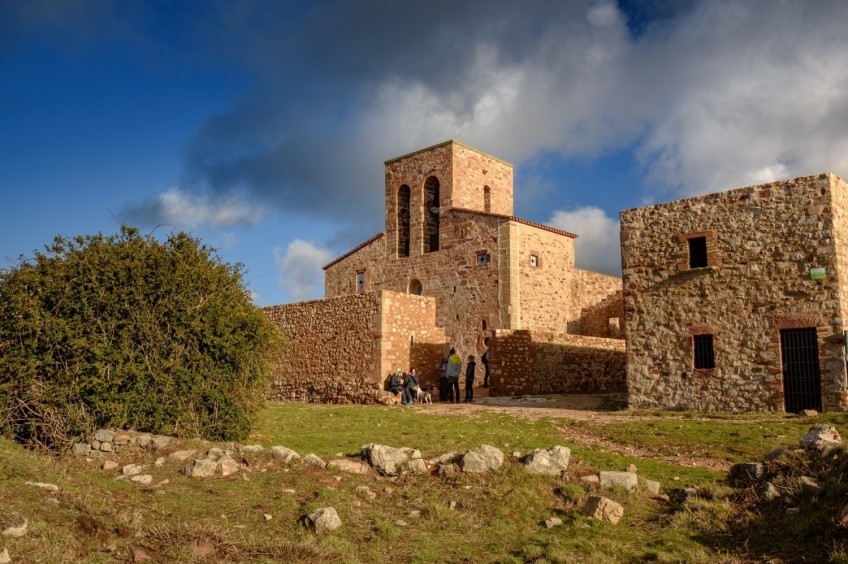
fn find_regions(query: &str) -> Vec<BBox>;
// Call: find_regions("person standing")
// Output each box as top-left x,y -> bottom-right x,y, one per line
446,348 -> 462,403
438,356 -> 449,402
481,347 -> 490,388
464,355 -> 476,402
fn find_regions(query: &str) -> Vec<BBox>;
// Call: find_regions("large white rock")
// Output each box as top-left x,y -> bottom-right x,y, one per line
460,445 -> 504,473
523,446 -> 571,475
217,455 -> 240,477
270,446 -> 301,464
303,453 -> 327,468
368,445 -> 410,476
167,449 -> 198,462
121,463 -> 145,476
305,507 -> 341,533
799,425 -> 842,452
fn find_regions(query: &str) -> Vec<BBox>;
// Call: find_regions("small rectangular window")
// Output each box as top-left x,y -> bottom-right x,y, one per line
693,334 -> 715,369
356,271 -> 365,293
689,237 -> 708,268
476,252 -> 489,266
529,254 -> 539,268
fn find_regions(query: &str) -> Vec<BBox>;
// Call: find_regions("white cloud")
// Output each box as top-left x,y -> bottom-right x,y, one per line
547,206 -> 620,276
157,188 -> 265,229
274,239 -> 333,302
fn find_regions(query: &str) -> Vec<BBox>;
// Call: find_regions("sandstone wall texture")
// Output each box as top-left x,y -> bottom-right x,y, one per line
488,330 -> 625,396
621,173 -> 848,412
264,291 -> 447,404
324,140 -> 623,367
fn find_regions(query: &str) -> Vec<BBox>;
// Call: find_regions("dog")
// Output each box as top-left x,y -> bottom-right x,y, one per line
386,391 -> 403,406
413,385 -> 432,406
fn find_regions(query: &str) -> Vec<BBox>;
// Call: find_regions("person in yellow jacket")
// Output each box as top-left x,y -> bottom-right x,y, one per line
446,348 -> 463,403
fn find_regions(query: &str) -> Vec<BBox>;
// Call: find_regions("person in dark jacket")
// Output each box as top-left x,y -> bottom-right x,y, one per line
464,355 -> 476,402
481,347 -> 490,388
403,368 -> 419,405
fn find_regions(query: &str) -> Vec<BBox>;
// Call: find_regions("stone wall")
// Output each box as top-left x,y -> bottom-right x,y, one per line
516,222 -> 575,333
488,330 -> 625,396
264,291 -> 448,404
621,173 -> 848,412
264,293 -> 383,403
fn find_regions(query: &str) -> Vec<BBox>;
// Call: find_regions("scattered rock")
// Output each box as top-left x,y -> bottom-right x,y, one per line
303,453 -> 326,468
583,495 -> 624,524
449,501 -> 457,510
154,457 -> 166,467
263,514 -> 273,521
122,464 -> 145,476
206,448 -> 225,460
137,434 -> 153,448
305,507 -> 341,533
639,477 -> 661,495
131,475 -> 153,485
24,481 -> 59,492
729,462 -> 764,485
545,517 -> 563,529
523,446 -> 570,476
800,409 -> 818,417
512,451 -> 522,459
72,443 -> 91,456
102,460 -> 119,471
2,519 -> 28,537
760,482 -> 780,501
217,455 -> 240,477
786,507 -> 801,515
460,445 -> 504,473
327,459 -> 369,475
407,458 -> 428,475
0,548 -> 9,564
599,471 -> 637,492
150,435 -> 172,450
99,442 -> 113,452
113,432 -> 133,446
408,510 -> 421,518
270,446 -> 301,464
94,429 -> 116,443
799,425 -> 842,452
182,458 -> 218,478
168,449 -> 198,462
242,444 -> 264,454
394,519 -> 408,527
367,445 -> 410,476
355,486 -> 376,500
627,464 -> 638,473
131,544 -> 152,562
581,474 -> 600,484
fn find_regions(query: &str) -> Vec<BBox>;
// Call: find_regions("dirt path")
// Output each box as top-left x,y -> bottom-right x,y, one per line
420,392 -> 732,472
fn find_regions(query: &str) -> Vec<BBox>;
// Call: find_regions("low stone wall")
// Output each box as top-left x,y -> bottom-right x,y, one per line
489,330 -> 625,396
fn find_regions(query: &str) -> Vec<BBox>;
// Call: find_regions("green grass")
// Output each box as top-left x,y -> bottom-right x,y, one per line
1,402 -> 847,562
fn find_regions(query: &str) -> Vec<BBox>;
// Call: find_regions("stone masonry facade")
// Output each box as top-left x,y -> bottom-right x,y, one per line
323,140 -> 624,360
622,173 -> 848,412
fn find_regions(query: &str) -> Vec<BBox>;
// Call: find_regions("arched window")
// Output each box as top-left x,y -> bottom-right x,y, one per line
397,185 -> 411,257
423,176 -> 440,252
484,185 -> 491,212
408,279 -> 423,295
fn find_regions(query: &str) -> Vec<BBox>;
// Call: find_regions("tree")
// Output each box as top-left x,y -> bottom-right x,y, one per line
0,226 -> 282,450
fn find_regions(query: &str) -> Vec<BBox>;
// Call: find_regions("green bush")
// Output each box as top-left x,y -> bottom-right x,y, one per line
0,226 -> 282,450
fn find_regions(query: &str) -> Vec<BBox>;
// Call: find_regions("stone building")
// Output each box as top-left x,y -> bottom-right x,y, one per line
621,173 -> 848,413
323,140 -> 622,356
265,140 -> 625,403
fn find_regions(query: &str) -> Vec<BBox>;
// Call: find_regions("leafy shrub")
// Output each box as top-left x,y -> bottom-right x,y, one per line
0,226 -> 282,450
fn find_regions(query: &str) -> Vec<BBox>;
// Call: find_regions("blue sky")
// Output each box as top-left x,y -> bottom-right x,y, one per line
3,0 -> 848,305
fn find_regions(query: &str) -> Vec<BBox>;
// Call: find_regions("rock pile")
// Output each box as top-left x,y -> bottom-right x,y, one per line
72,429 -> 173,456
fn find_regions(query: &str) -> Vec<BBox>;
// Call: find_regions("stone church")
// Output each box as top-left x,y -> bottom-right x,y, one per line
264,140 -> 625,403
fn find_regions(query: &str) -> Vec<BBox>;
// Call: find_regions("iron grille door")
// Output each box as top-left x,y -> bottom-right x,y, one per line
780,328 -> 822,412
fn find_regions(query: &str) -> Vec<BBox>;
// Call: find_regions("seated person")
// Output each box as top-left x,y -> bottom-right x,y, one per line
403,368 -> 419,405
389,369 -> 404,398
